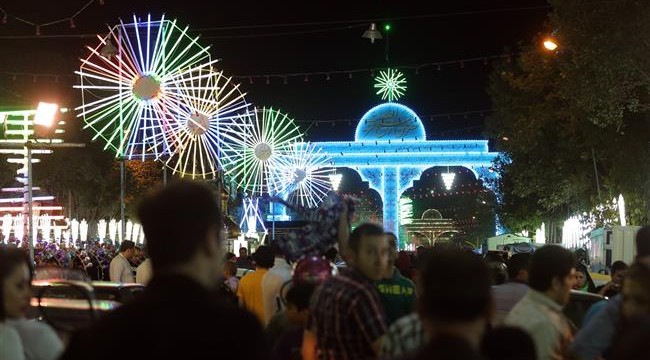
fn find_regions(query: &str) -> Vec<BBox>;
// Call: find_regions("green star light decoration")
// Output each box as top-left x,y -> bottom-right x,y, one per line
374,68 -> 407,102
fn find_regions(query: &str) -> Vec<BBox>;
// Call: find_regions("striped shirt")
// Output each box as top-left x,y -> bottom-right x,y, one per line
308,267 -> 387,360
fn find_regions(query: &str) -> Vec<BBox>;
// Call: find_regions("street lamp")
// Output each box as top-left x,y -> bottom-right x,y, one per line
543,38 -> 559,51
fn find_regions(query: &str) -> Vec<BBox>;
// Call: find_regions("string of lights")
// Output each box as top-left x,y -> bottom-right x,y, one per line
0,50 -> 516,83
0,0 -> 104,35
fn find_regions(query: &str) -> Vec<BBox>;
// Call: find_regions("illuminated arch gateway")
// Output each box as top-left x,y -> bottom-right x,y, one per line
311,69 -> 499,240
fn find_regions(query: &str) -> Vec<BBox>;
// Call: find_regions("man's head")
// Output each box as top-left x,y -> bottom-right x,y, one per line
285,283 -> 315,326
239,247 -> 248,258
269,241 -> 284,259
118,240 -> 136,260
417,249 -> 491,329
252,245 -> 274,269
507,253 -> 532,283
347,223 -> 389,281
636,226 -> 650,261
621,262 -> 650,318
137,181 -> 222,277
528,245 -> 576,305
611,260 -> 628,285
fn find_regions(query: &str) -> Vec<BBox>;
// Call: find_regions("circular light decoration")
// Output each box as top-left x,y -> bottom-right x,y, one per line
222,107 -> 303,196
148,66 -> 253,179
272,143 -> 334,208
374,68 -> 407,102
75,14 -> 217,159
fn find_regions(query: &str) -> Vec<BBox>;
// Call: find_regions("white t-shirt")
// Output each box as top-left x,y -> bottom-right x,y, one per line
7,319 -> 63,360
136,258 -> 153,285
110,253 -> 135,283
261,257 -> 293,325
0,322 -> 25,360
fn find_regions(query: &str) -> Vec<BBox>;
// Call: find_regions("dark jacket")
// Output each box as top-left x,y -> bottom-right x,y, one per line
61,274 -> 269,360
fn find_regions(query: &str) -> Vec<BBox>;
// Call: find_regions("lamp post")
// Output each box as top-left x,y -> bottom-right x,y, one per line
24,141 -> 86,261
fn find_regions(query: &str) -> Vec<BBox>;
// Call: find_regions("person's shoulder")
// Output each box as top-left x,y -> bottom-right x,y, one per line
0,322 -> 22,341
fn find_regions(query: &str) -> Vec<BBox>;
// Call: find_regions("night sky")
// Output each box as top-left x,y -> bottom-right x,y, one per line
0,0 -> 549,221
0,0 -> 549,141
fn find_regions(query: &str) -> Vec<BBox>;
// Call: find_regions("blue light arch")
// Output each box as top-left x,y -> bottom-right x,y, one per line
311,102 -> 500,241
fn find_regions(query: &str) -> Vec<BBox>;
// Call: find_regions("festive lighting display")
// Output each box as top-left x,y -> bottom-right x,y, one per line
374,68 -> 407,102
618,194 -> 626,226
154,67 -> 252,179
329,174 -> 343,191
222,107 -> 303,196
441,171 -> 456,190
239,198 -> 267,237
274,143 -> 334,208
313,102 -> 499,237
0,108 -> 66,245
75,15 -> 215,159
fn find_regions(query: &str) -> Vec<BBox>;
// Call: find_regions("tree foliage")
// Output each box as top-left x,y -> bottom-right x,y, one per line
487,0 -> 650,231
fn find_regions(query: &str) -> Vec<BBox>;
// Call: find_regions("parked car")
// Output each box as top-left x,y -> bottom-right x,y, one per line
29,269 -> 145,333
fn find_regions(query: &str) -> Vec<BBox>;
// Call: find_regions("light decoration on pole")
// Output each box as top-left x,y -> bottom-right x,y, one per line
273,143 -> 334,208
75,14 -> 216,159
80,219 -> 88,242
108,219 -> 117,242
618,194 -> 627,226
329,173 -> 343,191
222,107 -> 303,196
0,106 -> 66,254
374,68 -> 407,102
1,214 -> 11,243
98,219 -> 107,242
151,67 -> 252,179
71,219 -> 79,244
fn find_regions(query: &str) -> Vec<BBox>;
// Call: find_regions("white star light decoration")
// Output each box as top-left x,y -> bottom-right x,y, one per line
374,68 -> 407,102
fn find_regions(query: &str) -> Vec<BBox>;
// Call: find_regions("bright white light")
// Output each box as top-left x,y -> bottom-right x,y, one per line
14,216 -> 23,245
109,219 -> 117,242
442,172 -> 456,190
239,198 -> 266,236
80,219 -> 88,242
562,216 -> 589,249
53,227 -> 62,242
71,219 -> 79,242
543,39 -> 558,51
132,224 -> 140,244
34,102 -> 59,127
40,215 -> 51,241
329,174 -> 343,191
535,222 -> 546,243
98,219 -> 107,242
126,220 -> 133,241
1,214 -> 11,243
618,194 -> 627,226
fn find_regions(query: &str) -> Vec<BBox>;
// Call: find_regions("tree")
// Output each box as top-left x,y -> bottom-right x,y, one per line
487,0 -> 650,231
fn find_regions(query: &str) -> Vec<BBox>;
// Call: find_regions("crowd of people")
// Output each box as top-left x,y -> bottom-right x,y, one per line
0,180 -> 649,359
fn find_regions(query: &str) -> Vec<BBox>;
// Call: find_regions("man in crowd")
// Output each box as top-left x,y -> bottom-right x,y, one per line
596,260 -> 627,297
262,241 -> 293,325
402,248 -> 491,359
61,180 -> 268,359
237,247 -> 254,270
238,245 -> 275,324
305,223 -> 389,359
571,225 -> 650,359
375,232 -> 416,326
505,245 -> 576,360
492,252 -> 531,324
109,240 -> 135,283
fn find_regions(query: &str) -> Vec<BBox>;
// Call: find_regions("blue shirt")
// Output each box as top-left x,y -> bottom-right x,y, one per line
570,294 -> 621,359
